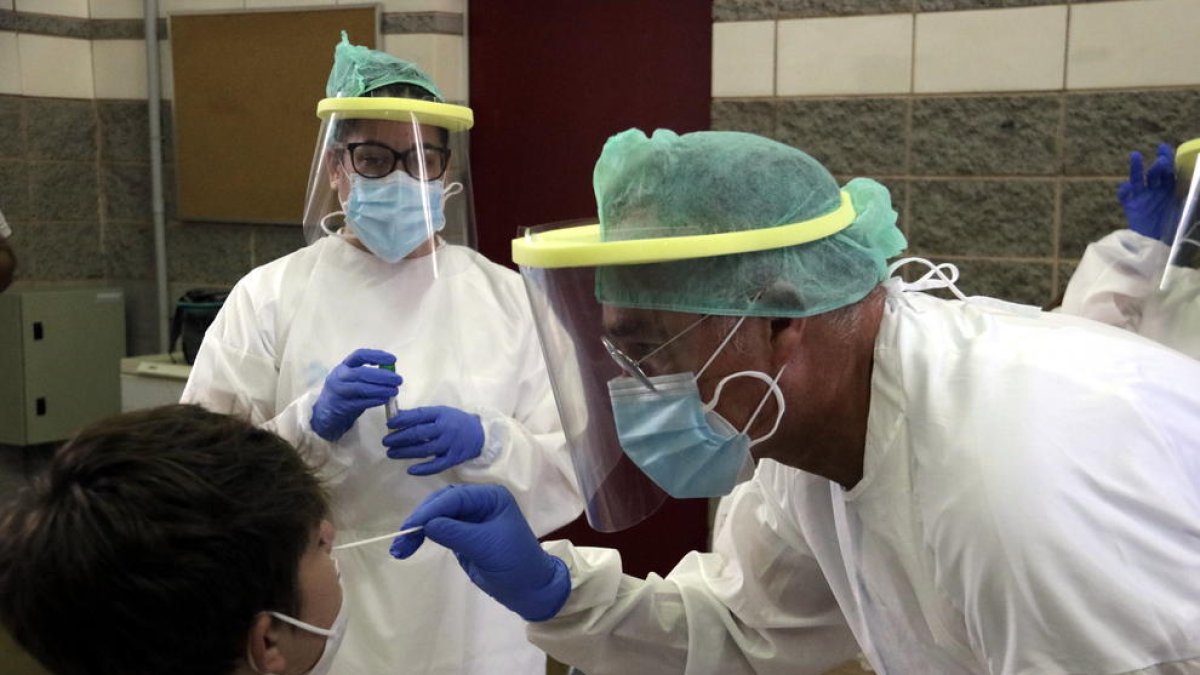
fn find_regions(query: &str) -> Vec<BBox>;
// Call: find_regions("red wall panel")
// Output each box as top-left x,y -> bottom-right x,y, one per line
469,2 -> 714,577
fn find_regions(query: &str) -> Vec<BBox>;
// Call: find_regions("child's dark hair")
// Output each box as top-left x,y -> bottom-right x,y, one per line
0,404 -> 328,675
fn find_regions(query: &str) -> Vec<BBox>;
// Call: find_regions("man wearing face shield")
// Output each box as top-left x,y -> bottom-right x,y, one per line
181,34 -> 582,675
390,129 -> 1200,674
1062,139 -> 1200,359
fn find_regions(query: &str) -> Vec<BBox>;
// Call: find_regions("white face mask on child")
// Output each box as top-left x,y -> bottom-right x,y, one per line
248,566 -> 347,675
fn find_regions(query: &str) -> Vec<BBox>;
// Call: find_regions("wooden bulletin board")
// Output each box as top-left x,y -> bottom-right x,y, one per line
170,7 -> 377,225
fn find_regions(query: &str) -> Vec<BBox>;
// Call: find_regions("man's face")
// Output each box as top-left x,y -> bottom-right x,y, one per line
288,519 -> 341,672
327,118 -> 450,203
602,306 -> 780,444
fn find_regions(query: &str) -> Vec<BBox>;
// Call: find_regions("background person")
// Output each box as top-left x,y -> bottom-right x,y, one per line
180,34 -> 582,675
1062,139 -> 1199,358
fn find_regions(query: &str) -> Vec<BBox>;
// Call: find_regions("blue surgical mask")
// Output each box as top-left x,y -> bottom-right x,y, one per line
607,318 -> 786,499
345,172 -> 445,262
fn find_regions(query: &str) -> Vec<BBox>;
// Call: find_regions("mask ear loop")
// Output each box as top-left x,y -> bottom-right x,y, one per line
742,364 -> 787,441
705,366 -> 788,444
441,181 -> 464,207
244,611 -> 336,675
267,611 -> 336,638
319,210 -> 345,237
887,257 -> 969,302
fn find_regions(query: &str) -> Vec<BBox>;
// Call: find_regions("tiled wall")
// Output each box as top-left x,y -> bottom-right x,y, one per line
711,0 -> 1200,306
0,0 -> 467,355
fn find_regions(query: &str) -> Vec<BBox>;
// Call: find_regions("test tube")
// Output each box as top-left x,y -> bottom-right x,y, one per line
380,362 -> 400,421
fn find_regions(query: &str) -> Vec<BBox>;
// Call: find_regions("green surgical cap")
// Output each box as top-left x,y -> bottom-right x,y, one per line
326,31 -> 443,101
595,129 -> 907,317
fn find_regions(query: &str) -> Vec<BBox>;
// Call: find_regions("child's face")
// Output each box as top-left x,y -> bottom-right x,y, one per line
289,520 -> 342,671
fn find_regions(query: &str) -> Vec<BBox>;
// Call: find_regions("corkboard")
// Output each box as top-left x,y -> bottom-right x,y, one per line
169,7 -> 377,225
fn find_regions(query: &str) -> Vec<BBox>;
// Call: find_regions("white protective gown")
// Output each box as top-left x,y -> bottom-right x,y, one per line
1062,228 -> 1200,359
181,235 -> 583,675
528,284 -> 1200,675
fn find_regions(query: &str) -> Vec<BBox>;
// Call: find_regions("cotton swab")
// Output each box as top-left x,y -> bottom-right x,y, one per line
332,526 -> 424,551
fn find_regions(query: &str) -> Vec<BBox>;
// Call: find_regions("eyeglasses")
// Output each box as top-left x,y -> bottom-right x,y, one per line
602,336 -> 657,391
342,141 -> 451,181
601,315 -> 712,391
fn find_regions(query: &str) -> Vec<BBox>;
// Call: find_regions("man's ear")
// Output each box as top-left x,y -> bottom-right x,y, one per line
245,613 -> 287,675
769,317 -> 808,369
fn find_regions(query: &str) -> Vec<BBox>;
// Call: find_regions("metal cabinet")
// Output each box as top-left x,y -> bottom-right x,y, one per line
120,354 -> 190,412
0,287 -> 125,445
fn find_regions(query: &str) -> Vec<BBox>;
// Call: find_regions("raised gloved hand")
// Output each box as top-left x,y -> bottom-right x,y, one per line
383,406 -> 485,476
390,484 -> 570,622
1118,143 -> 1180,242
310,349 -> 403,442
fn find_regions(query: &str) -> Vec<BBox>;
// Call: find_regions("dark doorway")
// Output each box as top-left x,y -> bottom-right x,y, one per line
469,2 -> 713,577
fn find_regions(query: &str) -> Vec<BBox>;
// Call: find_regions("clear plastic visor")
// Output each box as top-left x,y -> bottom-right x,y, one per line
1162,144 -> 1199,291
520,221 -> 782,531
301,111 -> 475,264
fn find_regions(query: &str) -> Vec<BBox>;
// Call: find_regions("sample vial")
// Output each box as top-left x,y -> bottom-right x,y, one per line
380,362 -> 400,421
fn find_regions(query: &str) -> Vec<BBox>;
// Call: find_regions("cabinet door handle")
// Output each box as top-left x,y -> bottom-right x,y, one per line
35,397 -> 46,416
33,322 -> 44,341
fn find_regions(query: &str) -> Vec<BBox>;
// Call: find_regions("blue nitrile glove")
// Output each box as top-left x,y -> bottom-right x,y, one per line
310,349 -> 403,442
390,484 -> 570,622
383,406 -> 485,476
1118,143 -> 1181,242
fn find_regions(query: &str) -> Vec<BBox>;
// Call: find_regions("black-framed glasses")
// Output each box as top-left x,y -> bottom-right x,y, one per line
343,141 -> 451,181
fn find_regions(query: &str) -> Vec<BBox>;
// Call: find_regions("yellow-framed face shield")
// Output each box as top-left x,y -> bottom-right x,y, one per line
512,190 -> 856,269
511,195 -> 859,531
1162,138 -> 1200,292
301,97 -> 477,263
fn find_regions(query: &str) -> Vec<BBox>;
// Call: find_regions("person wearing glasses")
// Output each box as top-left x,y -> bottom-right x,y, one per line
390,129 -> 1200,674
181,34 -> 582,675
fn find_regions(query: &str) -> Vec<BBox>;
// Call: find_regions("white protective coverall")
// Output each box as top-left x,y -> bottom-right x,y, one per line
528,284 -> 1200,675
182,236 -> 583,675
1062,229 -> 1199,359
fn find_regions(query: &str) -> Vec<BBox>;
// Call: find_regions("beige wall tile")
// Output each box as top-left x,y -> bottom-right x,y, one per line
1068,0 -> 1200,90
19,34 -> 94,98
159,0 -> 244,16
712,21 -> 775,98
777,13 -> 912,97
382,33 -> 465,102
0,32 -> 19,95
245,0 -> 338,8
359,0 -> 463,12
915,5 -> 1067,93
15,0 -> 89,17
90,0 -> 143,19
93,39 -> 148,99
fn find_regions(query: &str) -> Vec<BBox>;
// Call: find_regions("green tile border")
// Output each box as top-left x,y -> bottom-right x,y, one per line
381,12 -> 464,36
0,10 -> 165,39
0,10 -> 462,40
714,0 -> 1069,21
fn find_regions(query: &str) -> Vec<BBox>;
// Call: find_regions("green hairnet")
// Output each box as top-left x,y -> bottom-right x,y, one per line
594,129 -> 907,317
326,31 -> 444,101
